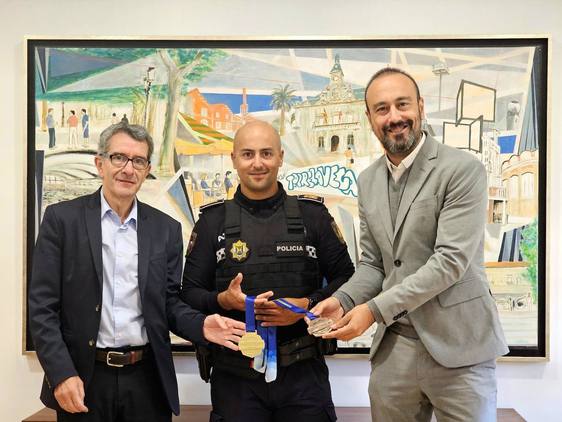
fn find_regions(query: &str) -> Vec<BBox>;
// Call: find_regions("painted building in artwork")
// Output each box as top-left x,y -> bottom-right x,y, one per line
481,133 -> 508,224
486,262 -> 533,311
183,88 -> 243,134
293,55 -> 379,156
502,149 -> 539,221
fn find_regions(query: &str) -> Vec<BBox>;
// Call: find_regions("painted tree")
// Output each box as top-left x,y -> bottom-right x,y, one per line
157,49 -> 225,175
520,218 -> 538,303
270,84 -> 298,136
131,88 -> 146,125
36,47 -> 226,174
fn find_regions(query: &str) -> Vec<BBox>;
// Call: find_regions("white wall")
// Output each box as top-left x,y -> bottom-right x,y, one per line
2,1 -> 561,420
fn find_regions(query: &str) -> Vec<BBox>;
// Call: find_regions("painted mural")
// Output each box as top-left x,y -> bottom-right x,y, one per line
31,42 -> 545,352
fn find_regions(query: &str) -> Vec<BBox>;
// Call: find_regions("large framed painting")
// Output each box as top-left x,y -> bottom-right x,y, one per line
25,36 -> 548,359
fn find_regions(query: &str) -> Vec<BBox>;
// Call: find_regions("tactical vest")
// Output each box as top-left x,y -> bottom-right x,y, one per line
206,196 -> 335,377
215,195 -> 322,302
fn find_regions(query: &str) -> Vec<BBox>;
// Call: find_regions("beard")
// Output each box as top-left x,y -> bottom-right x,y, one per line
380,119 -> 421,155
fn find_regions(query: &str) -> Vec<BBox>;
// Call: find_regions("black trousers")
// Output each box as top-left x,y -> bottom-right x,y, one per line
210,357 -> 337,422
57,353 -> 170,422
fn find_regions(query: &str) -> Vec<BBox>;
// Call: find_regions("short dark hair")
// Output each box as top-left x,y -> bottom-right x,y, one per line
364,67 -> 421,112
98,122 -> 154,160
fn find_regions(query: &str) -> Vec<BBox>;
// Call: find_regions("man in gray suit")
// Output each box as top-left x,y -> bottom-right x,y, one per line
312,68 -> 508,421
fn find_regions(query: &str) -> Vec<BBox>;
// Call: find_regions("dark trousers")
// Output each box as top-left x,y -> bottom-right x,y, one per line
210,357 -> 337,422
57,354 -> 170,422
48,128 -> 56,148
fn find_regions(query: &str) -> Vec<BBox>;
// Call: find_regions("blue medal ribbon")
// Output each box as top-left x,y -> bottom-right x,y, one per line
273,298 -> 318,320
245,295 -> 257,332
265,325 -> 277,382
247,295 -> 279,382
254,322 -> 267,374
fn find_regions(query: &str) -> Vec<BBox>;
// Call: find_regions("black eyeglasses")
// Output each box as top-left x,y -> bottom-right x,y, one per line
102,153 -> 150,170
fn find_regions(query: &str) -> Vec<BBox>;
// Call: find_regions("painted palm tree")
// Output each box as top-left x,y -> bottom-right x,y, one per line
270,84 -> 297,136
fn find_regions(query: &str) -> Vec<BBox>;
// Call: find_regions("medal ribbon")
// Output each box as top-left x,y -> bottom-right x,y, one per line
273,298 -> 318,320
253,323 -> 267,374
265,325 -> 277,383
245,295 -> 258,332
247,296 -> 278,382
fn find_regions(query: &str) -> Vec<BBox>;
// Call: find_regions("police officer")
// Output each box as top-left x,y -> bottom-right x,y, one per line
181,120 -> 355,421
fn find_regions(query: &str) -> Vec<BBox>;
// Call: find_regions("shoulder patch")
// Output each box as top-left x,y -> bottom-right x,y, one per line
297,194 -> 324,204
199,199 -> 225,212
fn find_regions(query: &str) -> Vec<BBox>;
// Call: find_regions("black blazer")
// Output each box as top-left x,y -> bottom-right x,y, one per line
28,189 -> 205,415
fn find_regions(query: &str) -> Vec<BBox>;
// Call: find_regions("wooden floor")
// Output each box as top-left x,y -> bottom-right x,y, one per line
24,406 -> 526,421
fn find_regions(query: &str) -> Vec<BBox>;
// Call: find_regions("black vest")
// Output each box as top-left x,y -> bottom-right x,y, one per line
215,196 -> 322,342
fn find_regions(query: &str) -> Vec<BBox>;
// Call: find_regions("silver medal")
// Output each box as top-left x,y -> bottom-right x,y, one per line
307,317 -> 333,337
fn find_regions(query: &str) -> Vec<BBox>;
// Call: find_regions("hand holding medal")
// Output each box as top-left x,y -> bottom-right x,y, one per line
306,296 -> 346,337
271,298 -> 334,337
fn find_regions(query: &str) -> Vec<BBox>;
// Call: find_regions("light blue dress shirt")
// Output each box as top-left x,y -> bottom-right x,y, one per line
97,190 -> 148,348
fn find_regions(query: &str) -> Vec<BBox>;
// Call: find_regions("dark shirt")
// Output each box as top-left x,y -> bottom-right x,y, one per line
181,184 -> 355,340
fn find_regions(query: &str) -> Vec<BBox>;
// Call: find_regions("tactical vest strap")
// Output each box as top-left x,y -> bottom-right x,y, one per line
284,196 -> 304,233
224,200 -> 241,237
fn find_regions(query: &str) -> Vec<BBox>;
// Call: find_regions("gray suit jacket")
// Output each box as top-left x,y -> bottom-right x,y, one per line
335,135 -> 508,368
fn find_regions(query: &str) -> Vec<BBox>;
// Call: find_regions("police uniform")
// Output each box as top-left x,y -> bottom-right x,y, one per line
181,183 -> 354,422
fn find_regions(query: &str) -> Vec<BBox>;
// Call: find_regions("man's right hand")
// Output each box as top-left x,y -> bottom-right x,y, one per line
217,273 -> 273,311
217,273 -> 245,311
308,297 -> 344,322
54,376 -> 88,413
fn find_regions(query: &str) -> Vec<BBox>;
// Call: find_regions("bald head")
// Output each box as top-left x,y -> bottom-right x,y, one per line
234,120 -> 281,152
231,120 -> 284,200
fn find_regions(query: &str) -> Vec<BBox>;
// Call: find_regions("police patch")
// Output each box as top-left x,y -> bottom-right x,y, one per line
186,231 -> 197,256
275,241 -> 307,257
331,221 -> 346,245
230,239 -> 250,262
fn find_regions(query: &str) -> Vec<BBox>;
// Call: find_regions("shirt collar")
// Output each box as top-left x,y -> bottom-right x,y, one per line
385,132 -> 426,173
100,188 -> 137,225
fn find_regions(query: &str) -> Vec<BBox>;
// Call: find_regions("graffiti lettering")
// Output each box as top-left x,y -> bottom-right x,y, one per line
285,164 -> 357,197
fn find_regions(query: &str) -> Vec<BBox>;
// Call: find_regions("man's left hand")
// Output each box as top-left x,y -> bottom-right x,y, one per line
322,303 -> 375,341
255,297 -> 309,327
203,314 -> 246,351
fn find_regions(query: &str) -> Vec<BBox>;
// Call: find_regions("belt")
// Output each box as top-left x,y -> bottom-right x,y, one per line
212,335 -> 336,377
278,335 -> 336,367
388,323 -> 419,339
95,346 -> 149,367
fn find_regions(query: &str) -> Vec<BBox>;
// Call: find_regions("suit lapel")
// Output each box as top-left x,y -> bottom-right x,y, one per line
393,136 -> 438,240
85,190 -> 103,289
373,161 -> 394,245
137,201 -> 151,300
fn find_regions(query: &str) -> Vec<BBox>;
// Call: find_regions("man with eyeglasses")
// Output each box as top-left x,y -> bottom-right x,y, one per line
29,122 -> 246,422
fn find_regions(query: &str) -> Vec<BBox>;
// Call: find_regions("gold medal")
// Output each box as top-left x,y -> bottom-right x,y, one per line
238,331 -> 265,358
307,317 -> 333,337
